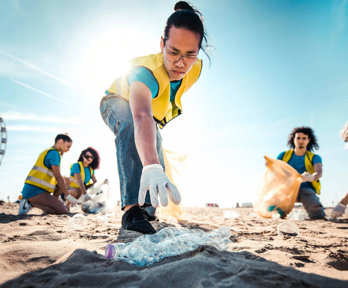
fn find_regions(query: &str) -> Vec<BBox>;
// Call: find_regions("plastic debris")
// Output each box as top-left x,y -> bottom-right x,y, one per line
287,208 -> 309,220
81,200 -> 106,214
105,227 -> 231,266
68,213 -> 87,230
81,179 -> 111,214
277,221 -> 299,237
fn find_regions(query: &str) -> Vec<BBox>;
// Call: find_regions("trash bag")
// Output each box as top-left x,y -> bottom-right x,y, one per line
81,179 -> 110,214
158,149 -> 185,221
253,156 -> 302,218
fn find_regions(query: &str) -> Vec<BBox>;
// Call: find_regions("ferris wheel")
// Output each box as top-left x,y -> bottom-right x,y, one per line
0,116 -> 7,166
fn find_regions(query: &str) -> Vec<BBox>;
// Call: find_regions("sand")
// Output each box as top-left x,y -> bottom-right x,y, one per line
0,201 -> 347,288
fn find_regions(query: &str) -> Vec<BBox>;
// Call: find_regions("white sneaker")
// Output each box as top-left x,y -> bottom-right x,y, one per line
18,199 -> 32,215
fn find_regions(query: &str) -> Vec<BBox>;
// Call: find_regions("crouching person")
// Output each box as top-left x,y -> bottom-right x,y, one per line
67,147 -> 100,205
19,133 -> 77,215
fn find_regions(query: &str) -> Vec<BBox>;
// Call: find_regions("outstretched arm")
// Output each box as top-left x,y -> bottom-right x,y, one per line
128,81 -> 181,208
129,81 -> 160,166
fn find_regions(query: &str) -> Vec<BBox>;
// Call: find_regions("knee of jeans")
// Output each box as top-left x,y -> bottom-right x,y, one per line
309,204 -> 323,213
118,120 -> 135,136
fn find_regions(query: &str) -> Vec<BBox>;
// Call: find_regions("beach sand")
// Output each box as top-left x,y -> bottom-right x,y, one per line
0,201 -> 347,287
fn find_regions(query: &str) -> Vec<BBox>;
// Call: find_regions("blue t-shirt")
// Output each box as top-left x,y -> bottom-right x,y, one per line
127,67 -> 182,102
22,149 -> 61,199
43,149 -> 60,168
277,151 -> 322,189
70,163 -> 94,185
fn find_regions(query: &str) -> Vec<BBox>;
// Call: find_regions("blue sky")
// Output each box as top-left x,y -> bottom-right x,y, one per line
0,0 -> 347,207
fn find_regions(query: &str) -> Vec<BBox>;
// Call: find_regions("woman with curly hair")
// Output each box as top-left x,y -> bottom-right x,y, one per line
67,147 -> 100,204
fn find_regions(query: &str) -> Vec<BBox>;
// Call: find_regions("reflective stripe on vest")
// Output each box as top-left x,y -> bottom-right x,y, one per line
26,176 -> 56,190
104,53 -> 202,128
282,149 -> 321,194
32,165 -> 55,177
24,148 -> 59,193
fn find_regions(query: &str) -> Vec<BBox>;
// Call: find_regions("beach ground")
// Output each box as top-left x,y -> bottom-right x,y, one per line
0,201 -> 347,287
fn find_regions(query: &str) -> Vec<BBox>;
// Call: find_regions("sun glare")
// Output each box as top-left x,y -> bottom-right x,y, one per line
69,25 -> 159,106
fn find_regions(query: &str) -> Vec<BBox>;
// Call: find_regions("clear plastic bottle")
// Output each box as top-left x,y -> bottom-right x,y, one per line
105,227 -> 231,266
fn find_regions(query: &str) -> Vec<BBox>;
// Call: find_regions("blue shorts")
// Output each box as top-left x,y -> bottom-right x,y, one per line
22,183 -> 48,199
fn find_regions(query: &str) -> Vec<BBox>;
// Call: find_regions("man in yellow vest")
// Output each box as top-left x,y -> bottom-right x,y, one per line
100,2 -> 209,234
19,133 -> 77,215
277,126 -> 325,219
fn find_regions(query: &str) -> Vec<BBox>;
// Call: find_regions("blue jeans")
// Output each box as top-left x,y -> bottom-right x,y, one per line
100,96 -> 165,209
297,187 -> 325,219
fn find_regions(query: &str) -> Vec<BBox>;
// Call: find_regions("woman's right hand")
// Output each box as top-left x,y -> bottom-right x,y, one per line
66,194 -> 78,206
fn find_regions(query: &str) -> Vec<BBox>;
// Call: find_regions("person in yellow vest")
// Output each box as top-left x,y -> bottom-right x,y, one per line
277,126 -> 325,219
331,123 -> 348,218
67,147 -> 100,204
19,133 -> 77,215
100,1 -> 210,234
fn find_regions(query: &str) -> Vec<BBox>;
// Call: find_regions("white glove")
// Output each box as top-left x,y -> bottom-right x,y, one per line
79,193 -> 91,203
138,164 -> 181,208
331,203 -> 346,219
301,172 -> 315,182
66,194 -> 78,207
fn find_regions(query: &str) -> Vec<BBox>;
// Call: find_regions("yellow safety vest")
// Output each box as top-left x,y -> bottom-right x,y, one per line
104,53 -> 202,128
69,161 -> 94,188
282,149 -> 321,194
25,148 -> 60,193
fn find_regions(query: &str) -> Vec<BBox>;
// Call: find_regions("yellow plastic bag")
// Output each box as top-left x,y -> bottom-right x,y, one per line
253,156 -> 302,218
158,149 -> 186,221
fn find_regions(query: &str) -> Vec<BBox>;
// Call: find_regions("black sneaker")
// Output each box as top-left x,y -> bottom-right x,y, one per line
143,206 -> 158,221
121,206 -> 156,234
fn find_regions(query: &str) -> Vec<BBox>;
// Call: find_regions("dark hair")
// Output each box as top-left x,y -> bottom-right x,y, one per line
163,1 -> 211,62
287,126 -> 319,152
55,133 -> 72,143
78,147 -> 100,170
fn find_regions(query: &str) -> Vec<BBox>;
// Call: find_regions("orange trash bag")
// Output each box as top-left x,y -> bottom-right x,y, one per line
253,156 -> 302,218
158,148 -> 186,221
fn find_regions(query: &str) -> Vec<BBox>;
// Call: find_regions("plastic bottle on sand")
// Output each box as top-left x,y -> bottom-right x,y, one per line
105,227 -> 231,266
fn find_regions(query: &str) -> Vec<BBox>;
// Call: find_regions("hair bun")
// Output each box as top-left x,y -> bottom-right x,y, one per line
174,1 -> 194,11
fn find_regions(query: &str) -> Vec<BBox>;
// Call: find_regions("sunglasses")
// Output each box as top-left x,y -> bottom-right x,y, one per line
84,154 -> 94,160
